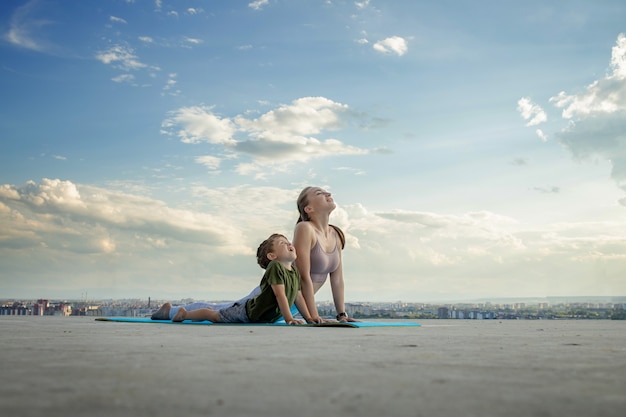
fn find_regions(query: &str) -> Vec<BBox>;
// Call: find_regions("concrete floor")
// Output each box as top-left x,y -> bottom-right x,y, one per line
1,316 -> 625,417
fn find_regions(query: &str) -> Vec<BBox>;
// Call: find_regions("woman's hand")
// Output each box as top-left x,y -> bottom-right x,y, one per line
306,316 -> 324,324
338,316 -> 360,323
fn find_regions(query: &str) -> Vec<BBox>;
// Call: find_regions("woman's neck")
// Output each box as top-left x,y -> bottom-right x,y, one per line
309,214 -> 330,237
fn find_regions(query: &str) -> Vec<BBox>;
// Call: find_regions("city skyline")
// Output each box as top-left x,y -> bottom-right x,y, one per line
2,294 -> 625,307
1,1 -> 626,302
3,295 -> 624,321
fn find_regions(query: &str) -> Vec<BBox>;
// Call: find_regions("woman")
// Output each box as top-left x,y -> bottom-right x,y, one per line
293,186 -> 356,323
152,186 -> 355,323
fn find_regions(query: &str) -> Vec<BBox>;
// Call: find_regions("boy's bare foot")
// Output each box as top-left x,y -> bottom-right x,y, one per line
151,302 -> 171,320
172,307 -> 187,322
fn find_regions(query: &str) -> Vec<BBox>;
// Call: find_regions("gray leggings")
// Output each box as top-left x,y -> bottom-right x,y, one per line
168,286 -> 262,319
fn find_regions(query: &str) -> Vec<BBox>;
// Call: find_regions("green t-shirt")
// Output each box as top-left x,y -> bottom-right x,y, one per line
245,260 -> 301,323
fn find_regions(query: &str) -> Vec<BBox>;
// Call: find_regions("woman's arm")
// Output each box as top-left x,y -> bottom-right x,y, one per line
329,232 -> 358,322
329,250 -> 346,321
293,222 -> 322,323
294,291 -> 312,322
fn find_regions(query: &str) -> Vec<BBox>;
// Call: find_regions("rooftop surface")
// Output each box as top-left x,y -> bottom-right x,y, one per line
2,316 -> 624,417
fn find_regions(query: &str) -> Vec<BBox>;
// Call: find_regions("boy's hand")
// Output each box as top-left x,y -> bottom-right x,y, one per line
286,318 -> 305,325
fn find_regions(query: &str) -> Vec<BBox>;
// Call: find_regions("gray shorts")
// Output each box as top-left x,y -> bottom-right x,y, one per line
218,302 -> 250,323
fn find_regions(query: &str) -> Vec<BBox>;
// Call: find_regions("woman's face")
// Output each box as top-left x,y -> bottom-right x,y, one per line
307,188 -> 336,212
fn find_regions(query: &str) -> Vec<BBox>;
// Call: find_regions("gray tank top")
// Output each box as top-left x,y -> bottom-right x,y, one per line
309,240 -> 340,284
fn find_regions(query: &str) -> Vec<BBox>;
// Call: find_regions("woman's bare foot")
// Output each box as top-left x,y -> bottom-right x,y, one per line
172,307 -> 187,322
151,302 -> 171,320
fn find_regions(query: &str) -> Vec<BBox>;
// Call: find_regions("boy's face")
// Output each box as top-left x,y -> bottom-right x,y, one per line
270,236 -> 297,262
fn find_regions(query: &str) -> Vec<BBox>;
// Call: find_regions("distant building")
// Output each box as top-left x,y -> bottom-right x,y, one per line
0,302 -> 28,315
33,303 -> 45,316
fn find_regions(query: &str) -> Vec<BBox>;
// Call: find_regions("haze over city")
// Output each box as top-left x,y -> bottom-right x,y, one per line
1,0 -> 625,303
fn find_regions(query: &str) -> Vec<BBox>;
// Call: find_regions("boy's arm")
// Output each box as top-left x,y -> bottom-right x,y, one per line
271,284 -> 304,325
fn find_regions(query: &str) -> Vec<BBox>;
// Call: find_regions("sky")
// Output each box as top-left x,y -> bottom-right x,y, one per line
1,0 -> 626,303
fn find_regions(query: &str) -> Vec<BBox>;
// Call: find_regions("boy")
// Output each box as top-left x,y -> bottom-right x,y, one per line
171,234 -> 306,325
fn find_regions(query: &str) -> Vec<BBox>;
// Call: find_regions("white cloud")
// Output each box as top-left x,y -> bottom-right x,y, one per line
5,0 -> 56,53
249,0 -> 269,11
2,180 -> 625,301
161,97 -> 371,177
161,106 -> 237,145
110,16 -> 127,24
373,36 -> 408,56
112,74 -> 135,83
333,204 -> 626,300
550,34 -> 626,119
0,179 -> 249,255
184,36 -> 203,45
235,97 -> 347,136
162,73 -> 177,90
545,34 -> 626,202
0,185 -> 22,200
536,129 -> 548,142
161,73 -> 179,96
0,180 -> 305,299
139,36 -> 153,43
14,178 -> 85,209
99,237 -> 116,254
517,97 -> 548,126
611,33 -> 626,78
195,155 -> 221,171
95,45 -> 147,71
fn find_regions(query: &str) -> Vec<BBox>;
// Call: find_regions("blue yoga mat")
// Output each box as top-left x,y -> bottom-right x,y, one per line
95,317 -> 421,328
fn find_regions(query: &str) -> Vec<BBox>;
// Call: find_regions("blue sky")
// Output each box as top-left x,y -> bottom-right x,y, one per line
1,0 -> 625,303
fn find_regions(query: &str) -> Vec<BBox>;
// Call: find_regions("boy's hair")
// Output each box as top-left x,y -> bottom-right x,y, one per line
256,233 -> 286,269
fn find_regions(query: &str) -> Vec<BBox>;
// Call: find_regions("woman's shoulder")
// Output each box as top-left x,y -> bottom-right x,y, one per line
293,221 -> 317,248
294,221 -> 316,236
